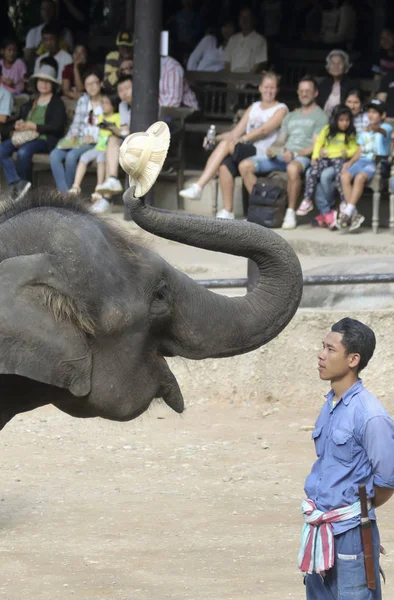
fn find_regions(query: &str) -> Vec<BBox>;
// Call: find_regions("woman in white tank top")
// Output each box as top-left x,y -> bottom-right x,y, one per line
179,72 -> 288,219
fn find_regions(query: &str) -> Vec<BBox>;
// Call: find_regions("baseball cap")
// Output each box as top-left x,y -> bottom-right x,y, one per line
116,31 -> 134,47
365,99 -> 387,115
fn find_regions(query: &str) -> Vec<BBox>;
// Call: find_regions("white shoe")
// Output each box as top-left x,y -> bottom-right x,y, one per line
91,198 -> 112,214
95,177 -> 123,196
216,208 -> 235,219
179,183 -> 203,199
281,208 -> 297,230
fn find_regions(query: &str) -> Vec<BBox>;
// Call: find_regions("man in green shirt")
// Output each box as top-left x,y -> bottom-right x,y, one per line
239,75 -> 328,229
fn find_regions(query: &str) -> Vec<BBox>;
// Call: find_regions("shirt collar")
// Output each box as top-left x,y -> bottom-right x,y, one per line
324,379 -> 363,407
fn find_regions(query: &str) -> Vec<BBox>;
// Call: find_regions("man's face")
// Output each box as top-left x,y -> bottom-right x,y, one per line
317,332 -> 359,381
118,79 -> 132,104
42,33 -> 58,55
118,45 -> 133,60
297,81 -> 317,107
239,9 -> 254,32
367,108 -> 384,125
40,0 -> 55,23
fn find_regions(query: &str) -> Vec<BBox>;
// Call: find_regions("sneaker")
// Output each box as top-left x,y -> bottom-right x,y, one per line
179,183 -> 203,200
348,212 -> 365,232
91,198 -> 112,214
281,208 -> 296,230
10,180 -> 31,201
95,177 -> 123,196
216,208 -> 235,219
335,211 -> 352,231
323,210 -> 337,230
311,214 -> 326,228
296,199 -> 314,216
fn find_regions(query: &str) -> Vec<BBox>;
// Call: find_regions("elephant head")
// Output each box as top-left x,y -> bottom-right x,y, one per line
0,188 -> 302,430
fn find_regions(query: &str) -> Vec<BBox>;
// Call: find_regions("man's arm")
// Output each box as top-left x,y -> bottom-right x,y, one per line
373,487 -> 394,508
363,415 -> 394,507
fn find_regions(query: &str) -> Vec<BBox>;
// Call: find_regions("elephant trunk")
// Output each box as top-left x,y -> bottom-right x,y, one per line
125,191 -> 303,359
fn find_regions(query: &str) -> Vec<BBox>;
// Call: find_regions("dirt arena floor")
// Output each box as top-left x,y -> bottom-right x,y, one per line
2,398 -> 394,600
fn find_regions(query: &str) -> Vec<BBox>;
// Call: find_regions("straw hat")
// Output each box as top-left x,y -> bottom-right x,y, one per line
30,64 -> 59,87
119,121 -> 171,197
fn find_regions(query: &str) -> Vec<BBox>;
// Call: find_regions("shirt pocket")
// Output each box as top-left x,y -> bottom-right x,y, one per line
312,426 -> 323,457
331,428 -> 354,464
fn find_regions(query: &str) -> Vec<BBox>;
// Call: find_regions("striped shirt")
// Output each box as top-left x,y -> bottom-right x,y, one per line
159,56 -> 198,110
104,50 -> 121,88
66,93 -> 102,141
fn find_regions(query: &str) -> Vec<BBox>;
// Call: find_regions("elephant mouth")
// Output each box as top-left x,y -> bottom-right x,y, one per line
158,357 -> 184,414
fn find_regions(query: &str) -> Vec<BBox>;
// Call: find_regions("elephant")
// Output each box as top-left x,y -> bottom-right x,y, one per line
0,187 -> 303,432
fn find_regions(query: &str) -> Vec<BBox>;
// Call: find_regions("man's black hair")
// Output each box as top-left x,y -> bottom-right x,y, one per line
299,74 -> 319,91
39,55 -> 58,76
41,23 -> 61,37
117,74 -> 133,86
331,318 -> 376,372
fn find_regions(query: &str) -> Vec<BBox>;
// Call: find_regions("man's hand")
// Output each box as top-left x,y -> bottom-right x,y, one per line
282,149 -> 294,163
266,147 -> 275,158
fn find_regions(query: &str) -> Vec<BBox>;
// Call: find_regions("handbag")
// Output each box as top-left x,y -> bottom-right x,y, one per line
247,175 -> 288,228
11,130 -> 39,148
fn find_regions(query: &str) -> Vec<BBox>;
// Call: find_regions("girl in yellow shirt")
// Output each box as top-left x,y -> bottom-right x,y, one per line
297,105 -> 358,220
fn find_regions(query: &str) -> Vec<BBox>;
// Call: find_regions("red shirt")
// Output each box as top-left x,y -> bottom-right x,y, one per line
62,63 -> 94,89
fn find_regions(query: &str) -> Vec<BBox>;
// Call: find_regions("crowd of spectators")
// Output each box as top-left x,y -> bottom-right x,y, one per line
0,0 -> 393,227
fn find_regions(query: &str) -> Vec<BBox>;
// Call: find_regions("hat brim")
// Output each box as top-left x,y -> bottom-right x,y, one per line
121,122 -> 171,197
30,73 -> 59,87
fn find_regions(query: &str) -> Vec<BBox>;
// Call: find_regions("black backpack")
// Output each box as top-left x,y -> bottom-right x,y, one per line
247,175 -> 288,228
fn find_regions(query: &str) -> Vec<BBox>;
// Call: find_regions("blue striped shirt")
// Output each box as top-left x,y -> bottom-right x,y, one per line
304,379 -> 394,535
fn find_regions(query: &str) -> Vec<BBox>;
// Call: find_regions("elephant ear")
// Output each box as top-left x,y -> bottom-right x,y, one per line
0,254 -> 92,396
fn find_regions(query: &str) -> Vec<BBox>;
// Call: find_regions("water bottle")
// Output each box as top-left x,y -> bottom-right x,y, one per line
205,124 -> 216,152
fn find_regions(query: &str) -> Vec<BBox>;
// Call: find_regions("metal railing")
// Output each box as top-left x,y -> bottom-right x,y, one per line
196,274 -> 394,289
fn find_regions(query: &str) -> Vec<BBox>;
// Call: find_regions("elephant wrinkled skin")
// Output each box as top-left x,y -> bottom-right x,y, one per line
0,188 -> 303,430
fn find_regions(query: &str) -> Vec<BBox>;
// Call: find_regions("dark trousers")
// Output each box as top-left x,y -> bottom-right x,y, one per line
0,138 -> 48,184
304,158 -> 345,205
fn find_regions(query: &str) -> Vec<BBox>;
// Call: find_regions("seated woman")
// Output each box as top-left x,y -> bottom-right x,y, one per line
50,69 -> 103,192
317,49 -> 357,117
0,38 -> 27,94
179,71 -> 288,219
62,44 -> 92,100
186,20 -> 235,72
0,64 -> 66,201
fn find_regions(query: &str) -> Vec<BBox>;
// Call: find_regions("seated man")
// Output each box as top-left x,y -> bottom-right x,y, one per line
224,7 -> 268,73
338,100 -> 392,232
104,32 -> 134,91
160,54 -> 198,109
0,65 -> 14,138
33,24 -> 72,83
239,76 -> 328,229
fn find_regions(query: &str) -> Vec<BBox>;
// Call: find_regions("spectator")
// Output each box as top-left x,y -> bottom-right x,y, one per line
160,55 -> 199,109
187,20 -> 235,72
62,44 -> 91,100
104,31 -> 134,90
69,92 -> 120,215
0,64 -> 14,136
372,28 -> 394,76
239,75 -> 328,230
377,66 -> 394,123
95,75 -> 133,198
345,89 -> 369,134
33,24 -> 73,84
179,72 -> 288,219
170,0 -> 203,62
0,65 -> 66,201
338,100 -> 392,232
0,39 -> 27,95
224,7 -> 268,73
24,0 -> 73,66
317,50 -> 357,116
319,0 -> 356,48
50,69 -> 103,192
298,104 -> 357,228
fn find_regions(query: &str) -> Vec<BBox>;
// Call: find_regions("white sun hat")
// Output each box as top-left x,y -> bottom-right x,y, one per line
119,121 -> 171,197
30,64 -> 59,87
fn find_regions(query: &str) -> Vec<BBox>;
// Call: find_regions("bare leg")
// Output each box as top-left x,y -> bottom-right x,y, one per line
72,161 -> 87,189
340,171 -> 353,204
218,164 -> 235,212
239,158 -> 257,194
196,140 -> 235,189
286,161 -> 303,210
97,162 -> 105,186
348,173 -> 368,206
105,136 -> 121,179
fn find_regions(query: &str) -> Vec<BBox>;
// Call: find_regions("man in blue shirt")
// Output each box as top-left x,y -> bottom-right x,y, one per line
300,317 -> 394,599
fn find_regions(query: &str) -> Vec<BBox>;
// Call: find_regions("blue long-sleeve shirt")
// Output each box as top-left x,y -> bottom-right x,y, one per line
304,379 -> 394,535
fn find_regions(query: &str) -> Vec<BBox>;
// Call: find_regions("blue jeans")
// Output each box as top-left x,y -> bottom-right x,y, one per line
50,144 -> 94,191
313,166 -> 336,215
0,138 -> 48,184
305,522 -> 382,600
251,154 -> 311,173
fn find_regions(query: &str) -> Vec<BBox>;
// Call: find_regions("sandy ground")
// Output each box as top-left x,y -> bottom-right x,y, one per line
2,215 -> 394,599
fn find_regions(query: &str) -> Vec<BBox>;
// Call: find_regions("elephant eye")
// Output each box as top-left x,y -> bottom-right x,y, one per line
150,283 -> 171,317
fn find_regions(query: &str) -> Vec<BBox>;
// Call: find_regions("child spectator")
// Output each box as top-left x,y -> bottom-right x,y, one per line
0,39 -> 27,94
33,24 -> 72,84
104,31 -> 133,90
338,100 -> 393,232
297,104 -> 357,228
62,44 -> 92,100
69,93 -> 120,215
345,89 -> 369,134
